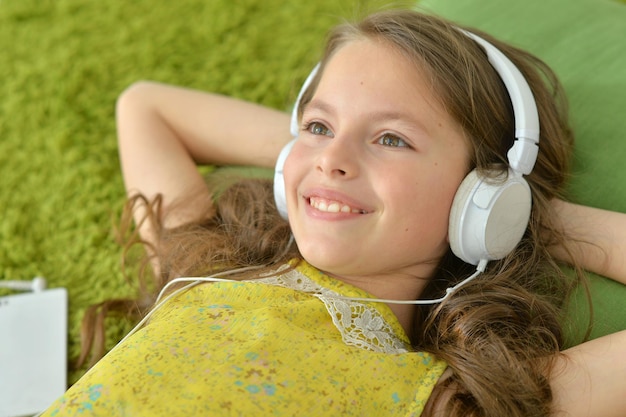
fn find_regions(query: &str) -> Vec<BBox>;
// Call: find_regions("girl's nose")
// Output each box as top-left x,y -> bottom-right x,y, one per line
315,134 -> 360,179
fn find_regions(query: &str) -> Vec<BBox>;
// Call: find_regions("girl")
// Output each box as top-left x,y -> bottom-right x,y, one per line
43,9 -> 626,417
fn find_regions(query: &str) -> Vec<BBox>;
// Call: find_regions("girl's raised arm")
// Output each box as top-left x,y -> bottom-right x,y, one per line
548,201 -> 626,415
551,200 -> 626,285
551,329 -> 626,417
116,81 -> 291,242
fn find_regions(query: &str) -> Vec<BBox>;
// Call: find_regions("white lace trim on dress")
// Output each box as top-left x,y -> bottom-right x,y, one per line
253,265 -> 409,354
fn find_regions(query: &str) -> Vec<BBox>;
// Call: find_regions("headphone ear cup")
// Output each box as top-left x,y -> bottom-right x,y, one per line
449,169 -> 532,265
277,64 -> 320,219
274,139 -> 297,219
448,170 -> 480,262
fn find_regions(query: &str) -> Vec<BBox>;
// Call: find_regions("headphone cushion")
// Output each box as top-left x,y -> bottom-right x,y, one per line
449,169 -> 532,265
274,139 -> 297,219
449,170 -> 481,262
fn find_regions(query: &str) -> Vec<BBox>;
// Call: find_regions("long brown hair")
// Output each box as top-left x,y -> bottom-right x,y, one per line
309,10 -> 579,417
80,9 -> 584,417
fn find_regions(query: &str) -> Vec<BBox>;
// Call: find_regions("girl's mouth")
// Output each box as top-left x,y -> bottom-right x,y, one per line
308,197 -> 368,214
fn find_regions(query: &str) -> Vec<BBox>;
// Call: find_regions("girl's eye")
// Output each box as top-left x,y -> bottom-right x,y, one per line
305,122 -> 333,137
378,134 -> 409,148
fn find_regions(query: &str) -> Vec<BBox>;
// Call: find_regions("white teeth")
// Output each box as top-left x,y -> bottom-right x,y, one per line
310,197 -> 363,214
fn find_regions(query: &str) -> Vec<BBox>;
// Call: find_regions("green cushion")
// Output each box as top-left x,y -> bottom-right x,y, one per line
420,0 -> 626,343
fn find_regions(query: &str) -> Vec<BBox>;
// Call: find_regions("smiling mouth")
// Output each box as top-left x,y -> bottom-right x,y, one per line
308,197 -> 368,214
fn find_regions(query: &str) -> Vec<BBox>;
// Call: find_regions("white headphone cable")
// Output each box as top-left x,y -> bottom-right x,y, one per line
329,259 -> 488,305
110,259 -> 487,354
113,265 -> 266,348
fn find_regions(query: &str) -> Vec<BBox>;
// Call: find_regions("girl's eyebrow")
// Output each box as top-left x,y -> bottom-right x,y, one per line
302,98 -> 333,116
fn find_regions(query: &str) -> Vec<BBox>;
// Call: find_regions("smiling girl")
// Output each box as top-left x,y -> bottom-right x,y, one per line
42,9 -> 626,417
283,37 -> 470,329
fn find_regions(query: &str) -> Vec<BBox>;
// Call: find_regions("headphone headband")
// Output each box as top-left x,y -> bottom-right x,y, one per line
289,63 -> 320,138
460,30 -> 539,175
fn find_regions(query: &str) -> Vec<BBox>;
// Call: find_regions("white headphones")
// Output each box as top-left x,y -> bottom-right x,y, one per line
274,30 -> 540,267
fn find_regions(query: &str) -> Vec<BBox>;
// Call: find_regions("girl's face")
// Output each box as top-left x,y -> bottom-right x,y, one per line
284,38 -> 470,297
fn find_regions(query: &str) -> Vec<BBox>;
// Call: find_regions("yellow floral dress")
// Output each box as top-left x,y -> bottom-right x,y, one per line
42,262 -> 447,416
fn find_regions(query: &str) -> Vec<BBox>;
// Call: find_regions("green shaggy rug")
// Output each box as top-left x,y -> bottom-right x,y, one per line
2,0 -> 625,385
0,0 -> 410,383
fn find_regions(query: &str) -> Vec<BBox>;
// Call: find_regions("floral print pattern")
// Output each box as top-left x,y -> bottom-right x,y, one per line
41,262 -> 446,416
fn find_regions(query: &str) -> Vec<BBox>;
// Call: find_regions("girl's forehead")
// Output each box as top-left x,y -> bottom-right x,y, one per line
302,39 -> 470,166
314,38 -> 462,133
319,38 -> 446,106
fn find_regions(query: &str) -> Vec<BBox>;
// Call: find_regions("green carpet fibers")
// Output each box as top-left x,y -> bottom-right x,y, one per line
0,0 -> 414,383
